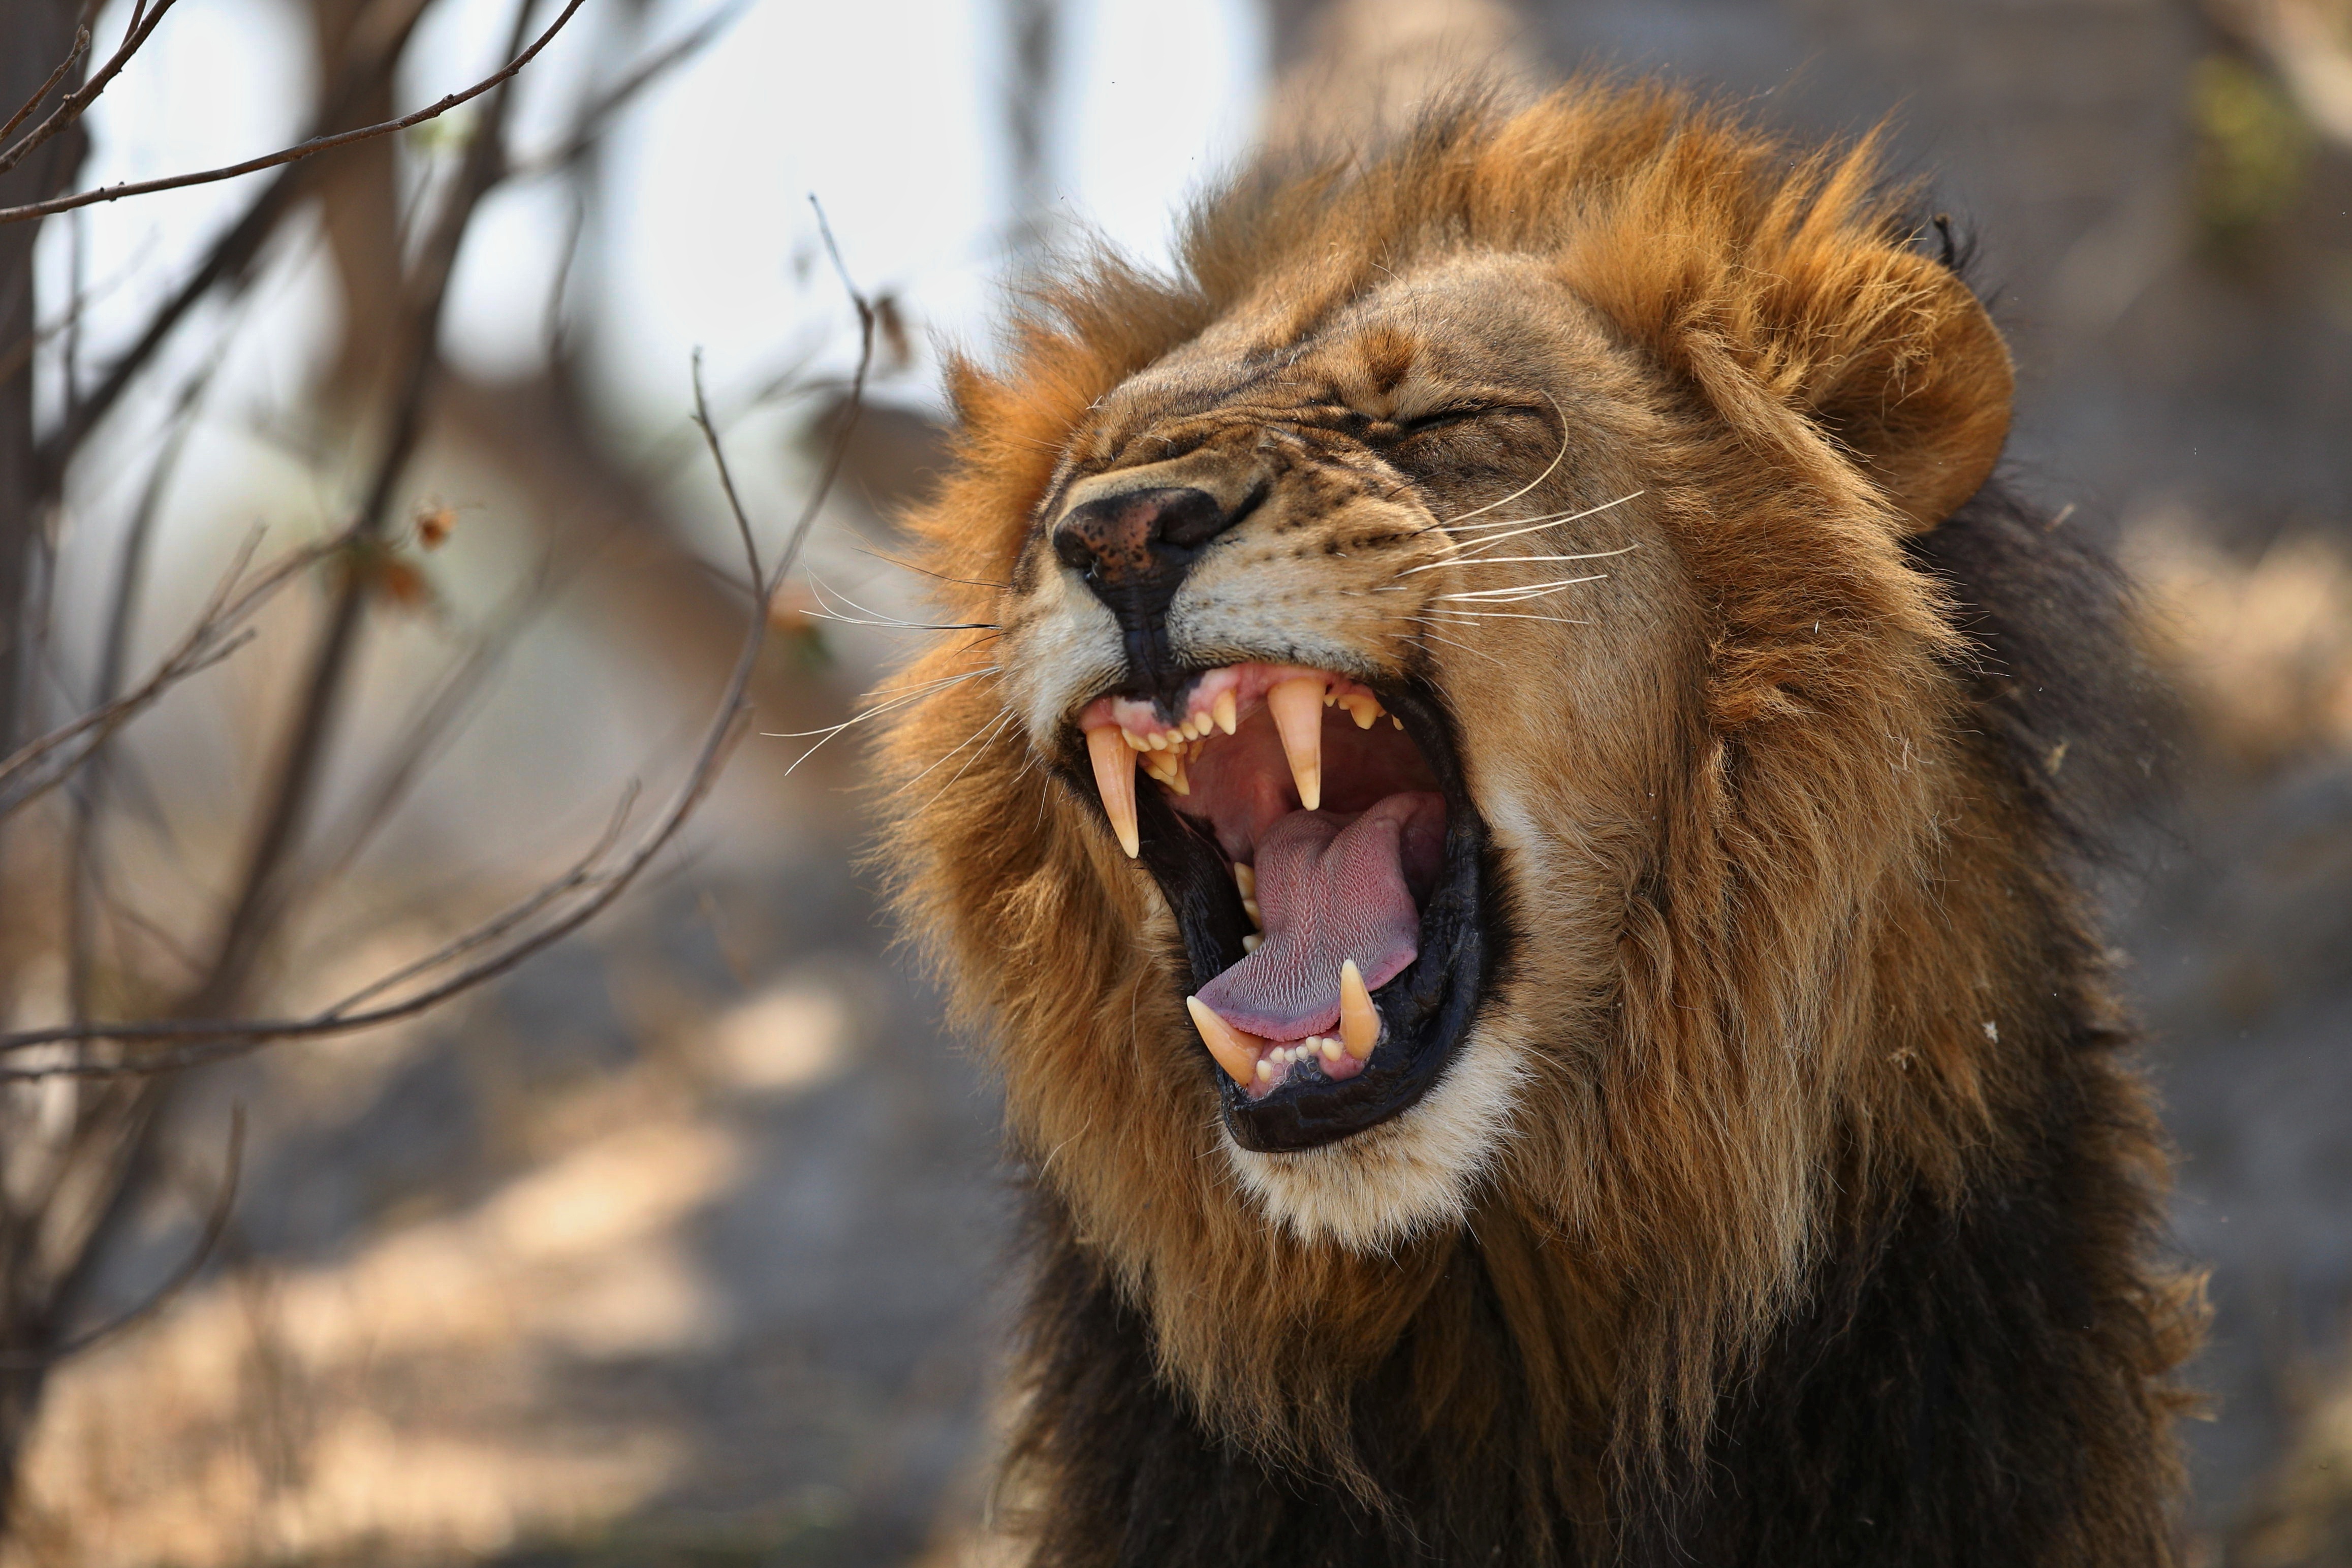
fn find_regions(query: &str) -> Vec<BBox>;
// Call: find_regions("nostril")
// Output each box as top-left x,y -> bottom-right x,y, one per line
1051,487 -> 1234,591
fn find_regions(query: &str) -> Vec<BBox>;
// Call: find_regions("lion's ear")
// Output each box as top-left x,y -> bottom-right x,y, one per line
1801,252 -> 2014,532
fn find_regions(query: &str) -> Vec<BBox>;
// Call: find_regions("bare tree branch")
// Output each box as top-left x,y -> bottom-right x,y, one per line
0,27 -> 89,150
0,0 -> 182,179
0,1109 -> 242,1369
0,0 -> 591,226
189,0 -> 546,1016
0,527 -> 340,820
510,0 -> 754,178
0,238 -> 882,1079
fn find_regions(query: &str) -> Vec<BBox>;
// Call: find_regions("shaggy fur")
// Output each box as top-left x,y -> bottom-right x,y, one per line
876,83 -> 2201,1564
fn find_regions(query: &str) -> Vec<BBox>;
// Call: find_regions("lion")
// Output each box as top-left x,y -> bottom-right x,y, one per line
875,82 -> 2203,1565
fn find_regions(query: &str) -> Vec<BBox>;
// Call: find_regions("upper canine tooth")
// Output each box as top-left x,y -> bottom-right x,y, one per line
1212,689 -> 1238,735
1266,677 -> 1325,811
1086,726 -> 1141,858
1234,863 -> 1255,899
1339,958 -> 1380,1060
1186,996 -> 1262,1088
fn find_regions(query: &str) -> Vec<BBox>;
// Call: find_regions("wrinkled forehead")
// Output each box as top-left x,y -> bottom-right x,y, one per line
1071,252 -> 1603,464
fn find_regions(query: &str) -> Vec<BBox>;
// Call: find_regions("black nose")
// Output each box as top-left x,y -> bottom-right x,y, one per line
1051,487 -> 1239,617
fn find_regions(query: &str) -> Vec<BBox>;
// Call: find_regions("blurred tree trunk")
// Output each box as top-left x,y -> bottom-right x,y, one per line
0,0 -> 90,1508
0,0 -> 85,755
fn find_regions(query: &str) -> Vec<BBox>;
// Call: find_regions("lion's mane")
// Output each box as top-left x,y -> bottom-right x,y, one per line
876,82 -> 2202,1565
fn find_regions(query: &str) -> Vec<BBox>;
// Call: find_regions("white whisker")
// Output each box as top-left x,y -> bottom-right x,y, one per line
1416,628 -> 1512,670
905,706 -> 1020,809
1427,393 -> 1571,527
762,666 -> 997,739
1432,573 -> 1609,602
1392,546 -> 1639,579
1444,489 -> 1643,539
803,575 -> 999,632
893,704 -> 1017,799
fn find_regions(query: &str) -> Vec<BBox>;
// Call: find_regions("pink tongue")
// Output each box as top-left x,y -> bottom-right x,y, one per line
1196,793 -> 1445,1042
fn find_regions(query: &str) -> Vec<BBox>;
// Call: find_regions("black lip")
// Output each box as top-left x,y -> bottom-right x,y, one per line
1069,673 -> 1497,1152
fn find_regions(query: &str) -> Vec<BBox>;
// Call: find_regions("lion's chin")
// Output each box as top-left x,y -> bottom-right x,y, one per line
1220,1023 -> 1529,1251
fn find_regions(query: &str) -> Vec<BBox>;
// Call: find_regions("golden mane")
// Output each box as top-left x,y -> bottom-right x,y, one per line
877,80 -> 2198,1564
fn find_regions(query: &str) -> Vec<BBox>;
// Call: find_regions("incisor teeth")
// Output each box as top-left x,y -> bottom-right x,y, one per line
1320,1037 -> 1344,1064
1212,689 -> 1238,735
1086,726 -> 1140,858
1241,933 -> 1262,953
1339,958 -> 1380,1060
1266,677 -> 1325,811
1123,730 -> 1148,751
1186,996 -> 1260,1088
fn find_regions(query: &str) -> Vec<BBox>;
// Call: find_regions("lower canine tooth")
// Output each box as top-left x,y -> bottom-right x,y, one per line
1266,677 -> 1325,811
1186,996 -> 1262,1088
1339,958 -> 1380,1060
1086,726 -> 1141,858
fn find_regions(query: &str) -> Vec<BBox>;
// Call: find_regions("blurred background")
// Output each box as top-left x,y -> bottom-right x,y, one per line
0,0 -> 2346,1561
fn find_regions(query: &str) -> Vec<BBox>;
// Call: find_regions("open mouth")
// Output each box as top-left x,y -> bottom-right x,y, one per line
1072,663 -> 1492,1152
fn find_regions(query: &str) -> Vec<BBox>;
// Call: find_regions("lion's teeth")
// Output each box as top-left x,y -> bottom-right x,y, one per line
1186,996 -> 1261,1088
1241,897 -> 1261,927
1086,726 -> 1140,858
1212,689 -> 1238,735
1241,933 -> 1261,953
1319,1037 -> 1344,1064
1266,677 -> 1324,811
1339,958 -> 1379,1060
1123,730 -> 1148,750
1341,694 -> 1380,730
1233,863 -> 1254,899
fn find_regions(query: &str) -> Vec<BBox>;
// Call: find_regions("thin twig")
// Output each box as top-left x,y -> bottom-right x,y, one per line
68,366 -> 216,1019
0,0 -> 181,179
0,1108 -> 243,1369
512,0 -> 754,178
0,529 -> 336,819
189,0 -> 547,1017
0,0 -> 591,226
0,221 -> 884,1078
0,27 -> 89,149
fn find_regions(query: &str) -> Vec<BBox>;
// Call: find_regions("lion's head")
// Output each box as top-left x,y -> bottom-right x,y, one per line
877,84 -> 2141,1472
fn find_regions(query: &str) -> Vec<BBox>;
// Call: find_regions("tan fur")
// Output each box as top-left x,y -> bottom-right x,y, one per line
875,82 -> 2192,1524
